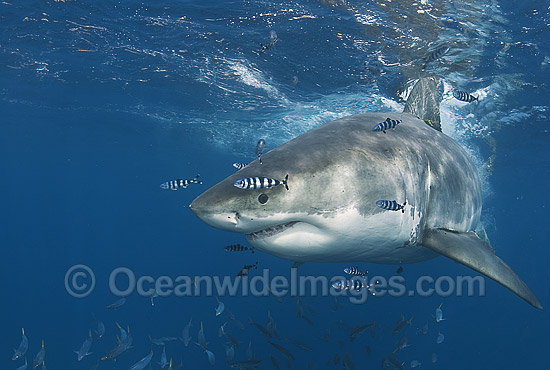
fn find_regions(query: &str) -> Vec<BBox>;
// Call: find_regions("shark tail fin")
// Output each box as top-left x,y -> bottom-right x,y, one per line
422,228 -> 542,309
403,77 -> 441,132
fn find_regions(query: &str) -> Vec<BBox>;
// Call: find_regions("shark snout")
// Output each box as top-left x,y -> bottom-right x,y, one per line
189,199 -> 241,232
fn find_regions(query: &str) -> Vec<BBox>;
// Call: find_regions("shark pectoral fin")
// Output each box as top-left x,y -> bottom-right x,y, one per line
422,228 -> 542,309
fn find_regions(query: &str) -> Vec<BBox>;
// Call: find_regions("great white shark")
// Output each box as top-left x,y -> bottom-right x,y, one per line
190,77 -> 542,309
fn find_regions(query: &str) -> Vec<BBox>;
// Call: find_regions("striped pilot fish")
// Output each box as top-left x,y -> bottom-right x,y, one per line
376,200 -> 406,213
372,118 -> 401,133
422,43 -> 450,69
332,279 -> 380,295
234,174 -> 289,190
232,162 -> 248,170
344,266 -> 367,277
224,244 -> 255,253
160,174 -> 202,190
453,90 -> 478,102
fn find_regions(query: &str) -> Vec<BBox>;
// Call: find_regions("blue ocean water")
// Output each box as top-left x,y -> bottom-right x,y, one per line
1,0 -> 549,369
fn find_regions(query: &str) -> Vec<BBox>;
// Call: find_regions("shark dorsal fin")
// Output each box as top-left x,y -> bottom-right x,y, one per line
403,77 -> 442,132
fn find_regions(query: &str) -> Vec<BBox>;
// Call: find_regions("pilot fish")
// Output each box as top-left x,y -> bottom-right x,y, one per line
453,90 -> 478,102
233,175 -> 288,190
422,43 -> 450,69
233,162 -> 248,170
372,118 -> 401,133
344,266 -> 367,277
236,262 -> 258,277
12,328 -> 28,361
376,200 -> 406,213
332,279 -> 379,294
224,244 -> 254,253
160,175 -> 202,190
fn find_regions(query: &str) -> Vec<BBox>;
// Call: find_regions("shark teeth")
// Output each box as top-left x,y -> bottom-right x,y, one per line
246,221 -> 298,240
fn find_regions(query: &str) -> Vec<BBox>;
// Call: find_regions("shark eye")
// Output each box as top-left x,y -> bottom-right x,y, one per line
258,193 -> 269,204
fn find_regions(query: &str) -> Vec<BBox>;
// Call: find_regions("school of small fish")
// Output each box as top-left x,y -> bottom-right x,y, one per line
10,289 -> 451,369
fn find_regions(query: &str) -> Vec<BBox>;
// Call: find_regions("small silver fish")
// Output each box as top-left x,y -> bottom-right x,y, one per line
392,315 -> 413,334
92,315 -> 105,339
15,358 -> 28,370
181,318 -> 192,346
435,303 -> 445,322
205,349 -> 215,366
225,344 -> 235,362
32,340 -> 45,370
197,321 -> 207,350
215,297 -> 225,316
74,330 -> 93,361
248,317 -> 272,340
350,322 -> 376,342
158,347 -> 168,369
12,328 -> 28,361
436,331 -> 445,344
105,297 -> 126,309
128,350 -> 153,370
116,322 -> 128,342
268,341 -> 294,361
392,334 -> 410,354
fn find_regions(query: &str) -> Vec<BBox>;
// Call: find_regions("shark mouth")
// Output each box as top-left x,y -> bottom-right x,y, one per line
246,221 -> 299,240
